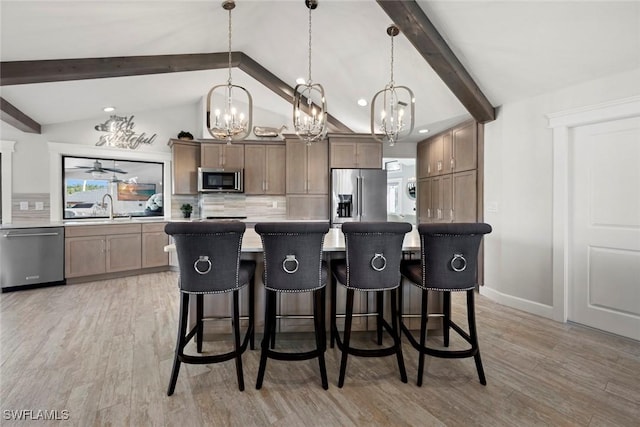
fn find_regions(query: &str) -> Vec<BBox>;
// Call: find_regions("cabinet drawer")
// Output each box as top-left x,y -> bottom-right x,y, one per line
65,223 -> 141,237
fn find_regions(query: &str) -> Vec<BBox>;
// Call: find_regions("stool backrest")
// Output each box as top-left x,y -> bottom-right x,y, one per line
342,222 -> 412,290
255,222 -> 330,292
165,221 -> 246,294
417,223 -> 492,291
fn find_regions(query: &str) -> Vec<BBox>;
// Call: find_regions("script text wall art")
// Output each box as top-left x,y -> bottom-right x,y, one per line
94,115 -> 157,149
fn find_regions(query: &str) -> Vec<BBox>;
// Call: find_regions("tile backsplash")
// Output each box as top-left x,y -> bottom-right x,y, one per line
11,193 -> 50,223
169,194 -> 287,221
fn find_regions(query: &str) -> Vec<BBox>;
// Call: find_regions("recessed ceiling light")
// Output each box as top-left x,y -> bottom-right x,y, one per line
103,106 -> 115,112
357,98 -> 368,107
295,77 -> 306,85
418,129 -> 429,134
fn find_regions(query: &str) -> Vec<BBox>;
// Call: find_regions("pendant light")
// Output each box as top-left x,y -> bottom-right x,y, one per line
371,25 -> 415,146
293,0 -> 327,145
206,0 -> 252,143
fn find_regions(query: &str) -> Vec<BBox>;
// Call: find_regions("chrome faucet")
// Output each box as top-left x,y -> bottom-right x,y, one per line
101,194 -> 114,220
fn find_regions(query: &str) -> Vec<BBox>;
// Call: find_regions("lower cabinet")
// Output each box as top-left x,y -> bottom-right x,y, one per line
65,222 -> 168,280
142,223 -> 169,268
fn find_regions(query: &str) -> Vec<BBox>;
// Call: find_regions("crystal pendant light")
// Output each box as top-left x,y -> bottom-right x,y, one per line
371,25 -> 415,146
206,0 -> 252,143
293,0 -> 327,145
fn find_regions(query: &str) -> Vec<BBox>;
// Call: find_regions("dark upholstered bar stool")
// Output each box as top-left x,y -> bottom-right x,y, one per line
331,221 -> 412,388
400,223 -> 492,387
164,222 -> 256,395
254,222 -> 330,390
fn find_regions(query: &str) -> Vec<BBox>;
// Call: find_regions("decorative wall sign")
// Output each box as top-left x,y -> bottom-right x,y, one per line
95,115 -> 157,149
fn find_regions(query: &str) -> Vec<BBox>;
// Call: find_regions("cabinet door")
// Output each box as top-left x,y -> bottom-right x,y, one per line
106,233 -> 142,272
329,141 -> 357,168
356,142 -> 382,168
286,140 -> 308,194
65,236 -> 106,278
286,195 -> 329,220
223,144 -> 245,170
142,231 -> 169,268
334,283 -> 368,332
172,142 -> 200,195
244,144 -> 266,194
201,144 -> 223,168
279,292 -> 315,332
306,140 -> 328,194
441,130 -> 453,175
452,121 -> 477,172
452,170 -> 477,222
265,145 -> 285,195
417,178 -> 431,223
439,174 -> 453,223
429,135 -> 444,176
416,140 -> 430,179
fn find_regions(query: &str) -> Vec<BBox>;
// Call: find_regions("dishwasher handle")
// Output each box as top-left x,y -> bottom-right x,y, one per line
3,232 -> 61,238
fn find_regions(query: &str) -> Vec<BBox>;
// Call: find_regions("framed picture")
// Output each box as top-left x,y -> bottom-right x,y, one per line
117,183 -> 156,201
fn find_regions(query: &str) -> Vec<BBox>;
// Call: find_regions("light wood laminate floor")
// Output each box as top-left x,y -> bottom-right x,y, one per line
1,272 -> 638,426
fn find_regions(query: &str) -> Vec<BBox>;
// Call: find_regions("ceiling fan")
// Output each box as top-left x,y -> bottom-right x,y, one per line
75,160 -> 127,175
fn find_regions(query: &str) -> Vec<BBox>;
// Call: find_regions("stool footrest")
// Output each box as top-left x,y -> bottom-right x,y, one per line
400,321 -> 476,358
261,348 -> 324,362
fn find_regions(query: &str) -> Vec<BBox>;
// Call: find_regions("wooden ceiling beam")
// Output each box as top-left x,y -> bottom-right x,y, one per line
0,97 -> 41,134
376,0 -> 495,123
0,52 -> 351,133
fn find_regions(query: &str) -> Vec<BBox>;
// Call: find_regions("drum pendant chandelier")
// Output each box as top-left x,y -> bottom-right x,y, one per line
206,0 -> 252,143
371,25 -> 415,146
293,0 -> 327,145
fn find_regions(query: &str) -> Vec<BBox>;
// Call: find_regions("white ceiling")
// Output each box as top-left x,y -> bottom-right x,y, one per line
1,0 -> 639,141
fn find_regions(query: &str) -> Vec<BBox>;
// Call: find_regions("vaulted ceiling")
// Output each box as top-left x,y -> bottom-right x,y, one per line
1,1 -> 638,142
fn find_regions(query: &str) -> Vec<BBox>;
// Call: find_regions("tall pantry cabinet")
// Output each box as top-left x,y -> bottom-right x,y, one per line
416,120 -> 480,224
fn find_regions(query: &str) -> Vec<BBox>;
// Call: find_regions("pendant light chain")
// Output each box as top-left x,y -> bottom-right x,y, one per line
307,5 -> 312,84
389,33 -> 394,87
227,7 -> 232,85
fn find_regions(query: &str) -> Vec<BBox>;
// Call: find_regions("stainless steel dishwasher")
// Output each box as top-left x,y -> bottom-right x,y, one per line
0,226 -> 65,292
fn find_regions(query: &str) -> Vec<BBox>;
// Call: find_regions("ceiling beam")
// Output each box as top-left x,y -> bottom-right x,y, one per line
376,0 -> 495,123
0,97 -> 41,133
0,53 -> 350,133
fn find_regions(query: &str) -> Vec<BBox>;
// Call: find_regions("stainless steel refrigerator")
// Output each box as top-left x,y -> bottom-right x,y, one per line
331,169 -> 387,227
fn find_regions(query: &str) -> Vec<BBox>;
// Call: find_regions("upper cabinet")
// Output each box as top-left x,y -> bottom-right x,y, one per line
451,121 -> 477,173
201,143 -> 244,170
328,135 -> 382,169
417,120 -> 477,179
286,139 -> 328,195
244,144 -> 286,195
169,139 -> 200,195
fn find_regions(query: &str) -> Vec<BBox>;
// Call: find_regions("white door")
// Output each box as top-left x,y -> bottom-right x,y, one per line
569,116 -> 640,340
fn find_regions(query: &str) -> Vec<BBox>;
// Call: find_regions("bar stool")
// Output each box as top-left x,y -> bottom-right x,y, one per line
400,223 -> 492,386
164,222 -> 256,395
254,222 -> 330,390
331,221 -> 412,388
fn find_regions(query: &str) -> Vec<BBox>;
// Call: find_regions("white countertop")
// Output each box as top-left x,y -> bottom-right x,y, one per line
164,227 -> 420,253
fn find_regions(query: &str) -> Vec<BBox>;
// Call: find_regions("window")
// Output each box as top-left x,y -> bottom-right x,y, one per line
62,156 -> 164,220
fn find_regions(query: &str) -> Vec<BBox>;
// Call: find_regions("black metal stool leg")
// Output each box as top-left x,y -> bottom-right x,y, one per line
168,292 -> 189,396
330,267 -> 337,348
376,292 -> 384,345
467,290 -> 486,385
390,288 -> 407,383
196,294 -> 204,353
338,289 -> 354,388
232,290 -> 245,391
314,288 -> 329,390
443,292 -> 451,347
256,290 -> 274,389
417,289 -> 429,387
249,275 -> 256,350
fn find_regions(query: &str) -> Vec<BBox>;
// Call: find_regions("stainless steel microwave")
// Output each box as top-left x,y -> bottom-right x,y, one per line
198,168 -> 243,193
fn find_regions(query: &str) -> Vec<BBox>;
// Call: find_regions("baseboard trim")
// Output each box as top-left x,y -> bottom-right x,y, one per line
479,286 -> 555,320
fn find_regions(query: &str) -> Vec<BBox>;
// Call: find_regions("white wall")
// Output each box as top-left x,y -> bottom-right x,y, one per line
482,67 -> 640,316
